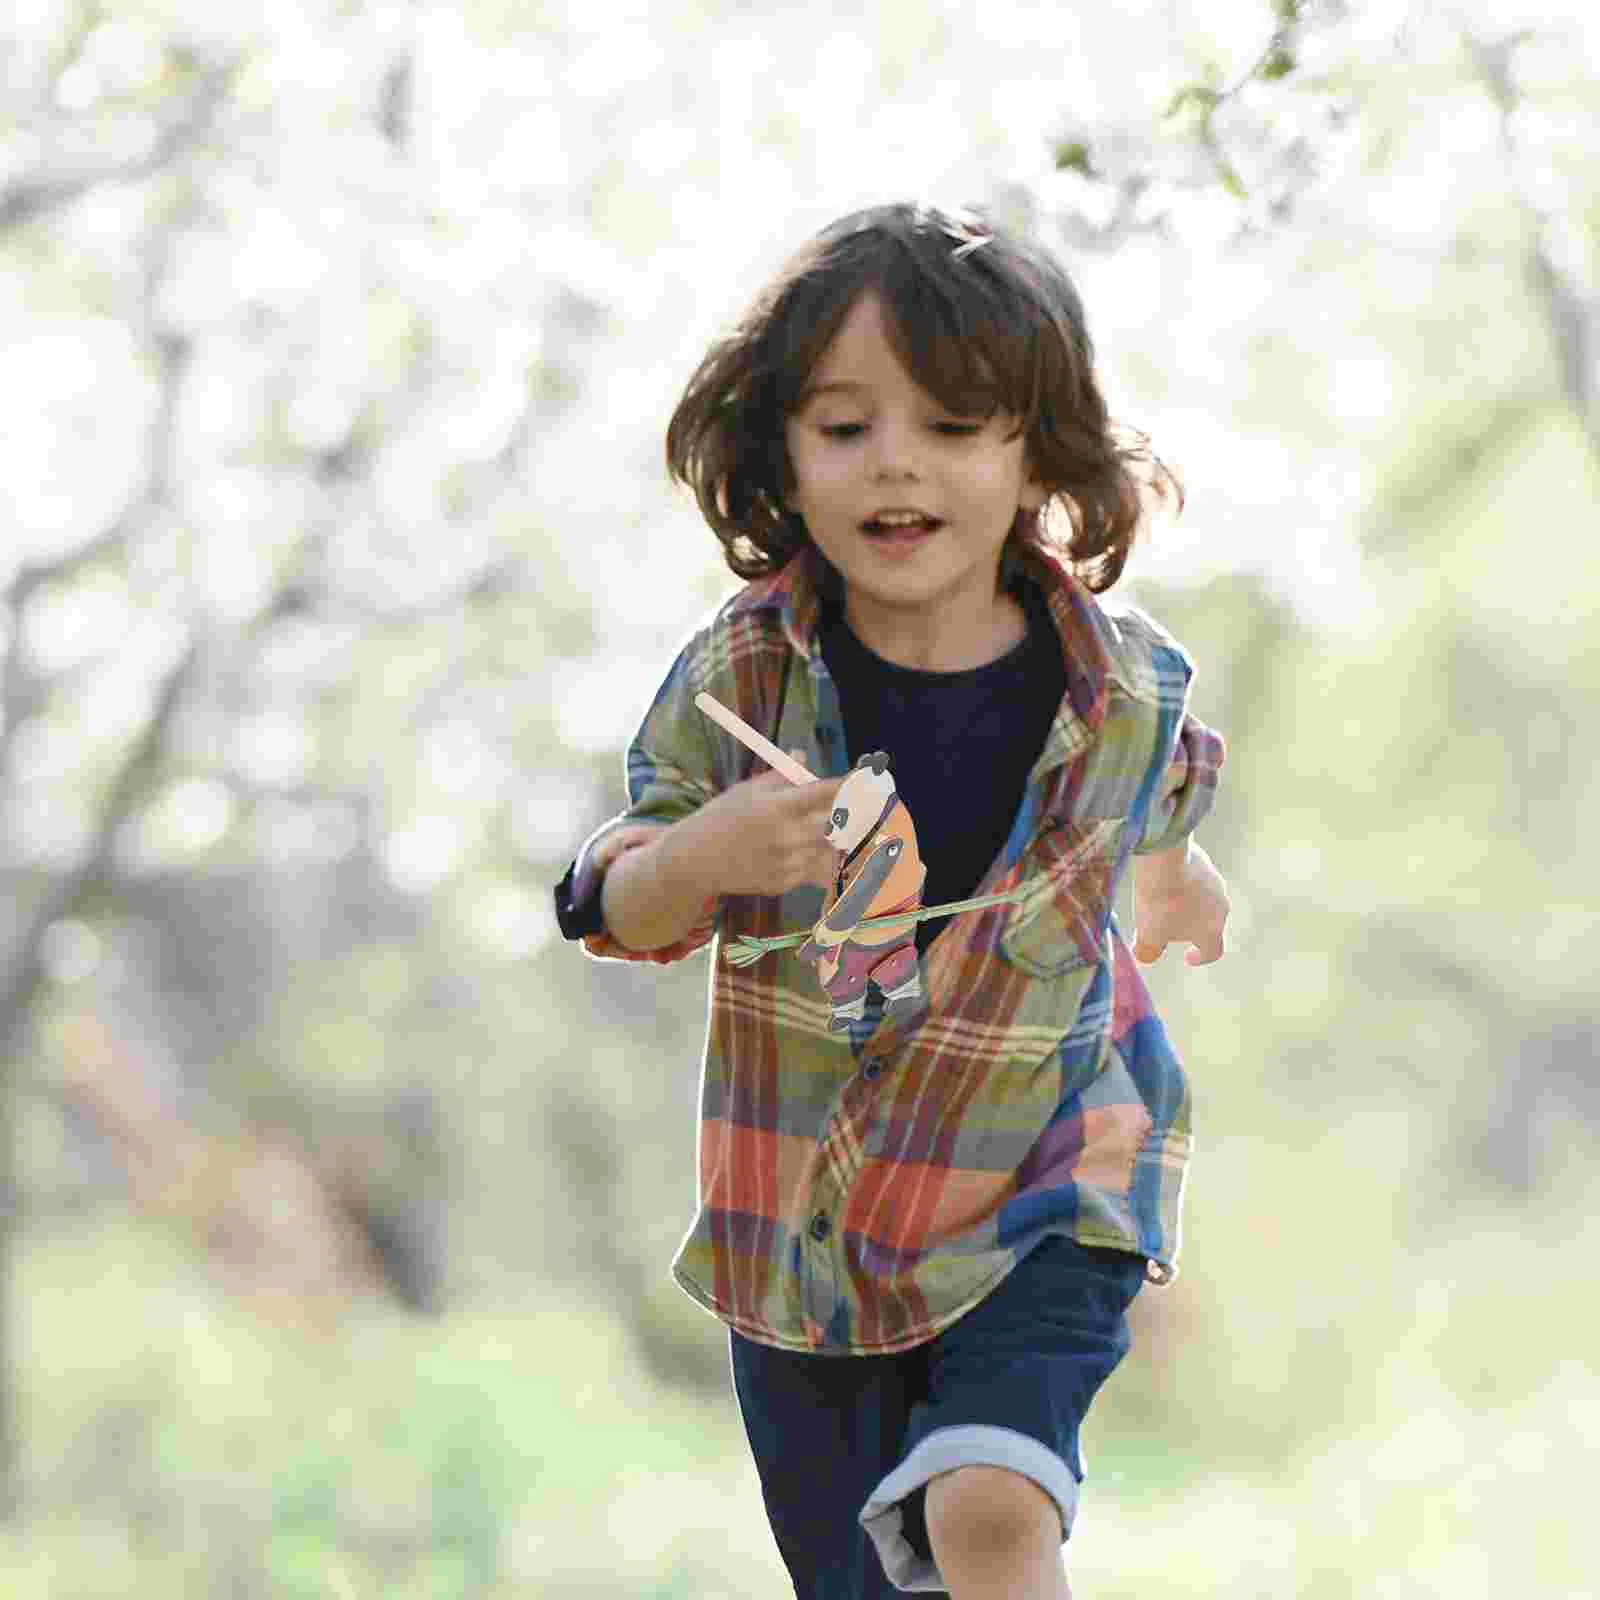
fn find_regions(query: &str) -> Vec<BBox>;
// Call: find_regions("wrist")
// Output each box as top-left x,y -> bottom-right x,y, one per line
654,808 -> 723,904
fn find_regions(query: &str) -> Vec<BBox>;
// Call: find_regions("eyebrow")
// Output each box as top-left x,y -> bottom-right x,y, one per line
797,380 -> 871,406
797,379 -> 1003,414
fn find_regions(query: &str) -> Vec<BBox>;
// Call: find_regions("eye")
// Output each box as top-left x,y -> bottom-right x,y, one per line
817,421 -> 981,441
832,808 -> 848,827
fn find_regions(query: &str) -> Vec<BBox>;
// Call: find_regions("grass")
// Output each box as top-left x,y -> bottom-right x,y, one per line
8,1212 -> 783,1596
6,1191 -> 1597,1596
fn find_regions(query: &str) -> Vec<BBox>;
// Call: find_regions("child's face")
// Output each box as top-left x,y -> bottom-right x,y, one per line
783,290 -> 1045,639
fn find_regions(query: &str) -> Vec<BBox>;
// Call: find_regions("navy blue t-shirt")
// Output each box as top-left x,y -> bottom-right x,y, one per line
818,567 -> 1067,955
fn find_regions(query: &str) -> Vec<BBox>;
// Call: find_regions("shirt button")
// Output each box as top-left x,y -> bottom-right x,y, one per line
809,1213 -> 831,1242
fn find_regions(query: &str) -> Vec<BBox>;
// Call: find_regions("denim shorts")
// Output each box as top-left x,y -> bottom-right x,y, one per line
729,1233 -> 1146,1596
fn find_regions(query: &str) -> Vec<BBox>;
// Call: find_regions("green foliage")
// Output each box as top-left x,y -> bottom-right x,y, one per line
1260,43 -> 1297,81
1163,84 -> 1223,122
267,1455 -> 347,1598
10,1215 -> 771,1591
1053,140 -> 1095,176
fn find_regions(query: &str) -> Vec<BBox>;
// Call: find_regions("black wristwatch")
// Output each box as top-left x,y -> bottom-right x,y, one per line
553,859 -> 606,941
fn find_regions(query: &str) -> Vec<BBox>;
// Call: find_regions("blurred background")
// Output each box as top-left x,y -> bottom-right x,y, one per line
2,0 -> 1596,1595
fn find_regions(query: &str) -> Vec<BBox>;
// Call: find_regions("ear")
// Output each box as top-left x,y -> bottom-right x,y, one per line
860,750 -> 889,774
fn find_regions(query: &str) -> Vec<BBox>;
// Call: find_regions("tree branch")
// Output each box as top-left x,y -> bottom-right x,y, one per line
0,56 -> 236,233
1456,18 -> 1599,458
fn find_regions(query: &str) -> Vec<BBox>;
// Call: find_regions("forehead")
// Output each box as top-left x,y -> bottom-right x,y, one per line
797,296 -> 905,399
795,290 -> 998,411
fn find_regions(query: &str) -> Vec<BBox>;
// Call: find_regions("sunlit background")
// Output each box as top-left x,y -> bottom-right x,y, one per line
2,1 -> 1597,1595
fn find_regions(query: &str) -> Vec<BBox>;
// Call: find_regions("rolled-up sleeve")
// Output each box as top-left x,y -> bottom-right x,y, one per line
564,637 -> 724,964
1135,711 -> 1226,855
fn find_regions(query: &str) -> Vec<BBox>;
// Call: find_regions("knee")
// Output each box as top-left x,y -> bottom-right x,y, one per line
924,1464 -> 1062,1560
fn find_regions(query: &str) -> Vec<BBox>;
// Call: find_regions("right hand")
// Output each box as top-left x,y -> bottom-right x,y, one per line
675,750 -> 843,900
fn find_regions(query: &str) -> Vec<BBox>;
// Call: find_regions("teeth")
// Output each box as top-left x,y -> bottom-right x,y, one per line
873,512 -> 931,526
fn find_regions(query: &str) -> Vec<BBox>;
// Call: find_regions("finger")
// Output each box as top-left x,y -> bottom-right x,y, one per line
753,750 -> 804,785
755,764 -> 828,795
788,773 -> 845,807
788,750 -> 843,790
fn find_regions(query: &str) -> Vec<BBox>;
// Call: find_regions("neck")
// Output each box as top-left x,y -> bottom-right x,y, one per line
843,589 -> 1027,673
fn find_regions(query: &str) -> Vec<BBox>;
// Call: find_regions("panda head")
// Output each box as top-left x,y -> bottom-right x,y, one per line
824,751 -> 897,855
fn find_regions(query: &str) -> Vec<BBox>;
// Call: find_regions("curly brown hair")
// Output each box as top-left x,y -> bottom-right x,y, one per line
664,201 -> 1182,595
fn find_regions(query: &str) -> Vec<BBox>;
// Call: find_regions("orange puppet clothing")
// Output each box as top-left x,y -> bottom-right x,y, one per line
795,752 -> 927,1031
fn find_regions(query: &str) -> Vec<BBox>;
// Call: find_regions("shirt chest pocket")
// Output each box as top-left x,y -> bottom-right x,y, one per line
999,817 -> 1125,980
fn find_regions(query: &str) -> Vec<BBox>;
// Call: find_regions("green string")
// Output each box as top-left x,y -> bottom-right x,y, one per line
721,888 -> 1027,966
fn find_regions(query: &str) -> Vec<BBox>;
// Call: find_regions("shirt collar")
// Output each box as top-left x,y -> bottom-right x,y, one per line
723,541 -> 1114,775
721,542 -> 825,662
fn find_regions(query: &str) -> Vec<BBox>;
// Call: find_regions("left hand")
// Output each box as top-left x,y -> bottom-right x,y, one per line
1131,846 -> 1231,967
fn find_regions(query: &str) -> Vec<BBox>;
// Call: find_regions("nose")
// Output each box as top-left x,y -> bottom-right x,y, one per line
865,414 -> 924,478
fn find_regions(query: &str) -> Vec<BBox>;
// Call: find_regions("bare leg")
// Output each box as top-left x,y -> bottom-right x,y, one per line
925,1466 -> 1073,1600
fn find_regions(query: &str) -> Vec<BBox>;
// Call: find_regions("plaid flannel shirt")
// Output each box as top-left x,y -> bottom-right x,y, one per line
566,544 -> 1224,1354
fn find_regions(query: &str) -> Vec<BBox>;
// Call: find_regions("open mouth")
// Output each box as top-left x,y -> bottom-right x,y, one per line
861,518 -> 943,540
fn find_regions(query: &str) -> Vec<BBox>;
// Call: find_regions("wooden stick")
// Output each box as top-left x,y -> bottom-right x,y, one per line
695,692 -> 815,785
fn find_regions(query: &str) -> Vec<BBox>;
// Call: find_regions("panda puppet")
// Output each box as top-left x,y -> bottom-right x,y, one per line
794,751 -> 927,1032
693,695 -> 989,1033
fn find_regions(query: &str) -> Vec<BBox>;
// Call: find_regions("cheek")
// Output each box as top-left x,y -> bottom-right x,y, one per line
970,452 -> 1026,498
783,440 -> 817,506
790,460 -> 864,521
791,444 -> 850,499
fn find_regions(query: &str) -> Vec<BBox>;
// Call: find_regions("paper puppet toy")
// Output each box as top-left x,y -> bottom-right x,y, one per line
793,751 -> 926,1030
694,692 -> 1025,1030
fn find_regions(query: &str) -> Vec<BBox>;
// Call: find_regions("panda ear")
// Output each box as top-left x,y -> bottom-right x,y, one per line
864,750 -> 889,775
